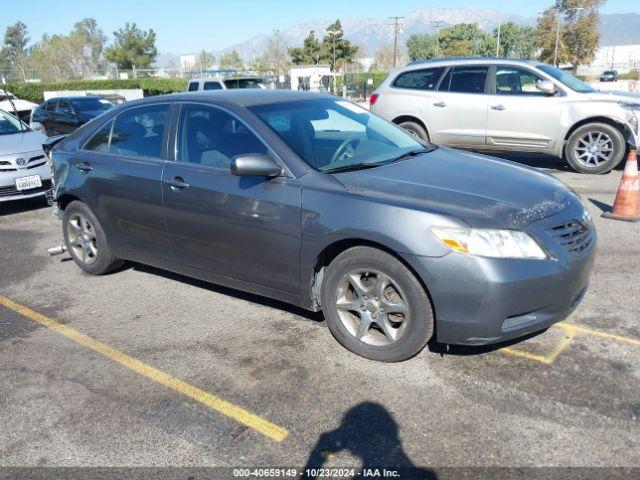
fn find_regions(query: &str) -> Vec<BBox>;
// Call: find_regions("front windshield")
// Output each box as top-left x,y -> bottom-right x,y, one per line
70,97 -> 114,113
249,98 -> 428,172
0,109 -> 26,135
537,65 -> 595,93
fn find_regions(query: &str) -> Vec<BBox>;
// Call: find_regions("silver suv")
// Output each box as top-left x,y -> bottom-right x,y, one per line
371,58 -> 640,174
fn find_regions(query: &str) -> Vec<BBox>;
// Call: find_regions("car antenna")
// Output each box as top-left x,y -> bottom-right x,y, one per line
1,88 -> 26,133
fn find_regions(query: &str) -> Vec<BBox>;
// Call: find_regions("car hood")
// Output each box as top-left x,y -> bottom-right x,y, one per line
333,147 -> 580,229
585,91 -> 640,104
0,130 -> 47,156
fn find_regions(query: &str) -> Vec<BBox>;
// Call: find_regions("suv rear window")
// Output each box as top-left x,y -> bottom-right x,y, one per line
203,81 -> 222,90
439,67 -> 488,94
392,68 -> 445,90
188,82 -> 199,92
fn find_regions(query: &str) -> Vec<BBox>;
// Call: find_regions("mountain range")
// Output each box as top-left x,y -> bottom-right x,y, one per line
156,7 -> 640,67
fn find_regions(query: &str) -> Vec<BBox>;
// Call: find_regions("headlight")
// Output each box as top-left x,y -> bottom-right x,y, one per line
431,227 -> 548,260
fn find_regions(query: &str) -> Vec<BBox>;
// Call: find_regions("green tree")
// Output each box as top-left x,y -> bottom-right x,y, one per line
0,21 -> 29,70
406,34 -> 439,61
197,50 -> 215,72
72,18 -> 106,69
438,23 -> 494,57
288,30 -> 324,65
536,0 -> 604,72
321,20 -> 358,72
105,23 -> 157,69
494,22 -> 538,58
219,50 -> 243,70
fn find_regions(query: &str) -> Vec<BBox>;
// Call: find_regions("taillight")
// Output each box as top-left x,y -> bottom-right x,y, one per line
369,93 -> 379,107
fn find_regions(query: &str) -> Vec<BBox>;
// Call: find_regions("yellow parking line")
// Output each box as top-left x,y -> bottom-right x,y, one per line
501,326 -> 575,365
0,295 -> 288,442
556,322 -> 640,347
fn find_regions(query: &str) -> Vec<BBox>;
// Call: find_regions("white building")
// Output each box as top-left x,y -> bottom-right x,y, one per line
290,65 -> 332,92
578,44 -> 640,77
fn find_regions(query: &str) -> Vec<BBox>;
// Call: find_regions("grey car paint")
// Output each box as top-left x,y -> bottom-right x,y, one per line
51,90 -> 596,345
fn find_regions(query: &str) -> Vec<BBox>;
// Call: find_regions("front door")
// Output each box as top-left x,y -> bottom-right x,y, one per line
426,65 -> 489,147
485,66 -> 564,151
162,103 -> 302,294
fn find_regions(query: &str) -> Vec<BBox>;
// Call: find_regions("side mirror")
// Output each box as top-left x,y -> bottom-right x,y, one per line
231,154 -> 282,177
536,80 -> 557,96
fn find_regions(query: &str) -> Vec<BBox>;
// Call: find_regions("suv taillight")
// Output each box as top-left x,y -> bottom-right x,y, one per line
369,93 -> 379,107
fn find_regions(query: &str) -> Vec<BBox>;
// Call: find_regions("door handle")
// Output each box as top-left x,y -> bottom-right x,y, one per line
491,104 -> 506,111
433,101 -> 447,108
165,177 -> 190,190
76,162 -> 93,172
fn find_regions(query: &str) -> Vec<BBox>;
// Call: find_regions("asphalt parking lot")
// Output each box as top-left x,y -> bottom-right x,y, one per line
0,154 -> 639,475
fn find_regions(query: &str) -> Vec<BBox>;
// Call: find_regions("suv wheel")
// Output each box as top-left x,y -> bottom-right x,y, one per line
63,201 -> 123,275
565,122 -> 626,174
320,246 -> 434,362
397,121 -> 429,142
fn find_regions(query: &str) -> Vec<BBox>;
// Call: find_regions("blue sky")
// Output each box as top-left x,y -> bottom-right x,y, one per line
2,0 -> 636,54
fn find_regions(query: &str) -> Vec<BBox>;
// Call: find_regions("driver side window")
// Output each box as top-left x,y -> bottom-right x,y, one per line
496,67 -> 546,96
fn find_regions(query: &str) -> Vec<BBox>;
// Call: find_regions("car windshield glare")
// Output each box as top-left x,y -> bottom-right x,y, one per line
0,110 -> 25,135
249,98 -> 428,172
537,65 -> 595,93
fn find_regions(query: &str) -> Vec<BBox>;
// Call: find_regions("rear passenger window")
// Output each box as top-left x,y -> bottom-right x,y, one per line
392,68 -> 444,90
83,120 -> 113,152
109,105 -> 169,158
176,104 -> 267,169
439,67 -> 488,94
188,82 -> 199,92
44,101 -> 56,111
203,81 -> 222,91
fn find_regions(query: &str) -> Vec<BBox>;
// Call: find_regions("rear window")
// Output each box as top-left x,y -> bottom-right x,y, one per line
109,104 -> 169,158
188,82 -> 199,92
70,97 -> 114,113
392,68 -> 445,90
224,78 -> 264,89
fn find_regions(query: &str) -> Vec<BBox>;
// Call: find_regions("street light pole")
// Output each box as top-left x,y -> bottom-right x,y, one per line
496,0 -> 503,57
431,21 -> 443,57
553,13 -> 561,67
327,28 -> 341,94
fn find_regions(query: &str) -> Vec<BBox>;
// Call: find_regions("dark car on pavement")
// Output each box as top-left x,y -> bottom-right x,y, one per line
31,96 -> 114,136
600,70 -> 618,82
48,90 -> 596,362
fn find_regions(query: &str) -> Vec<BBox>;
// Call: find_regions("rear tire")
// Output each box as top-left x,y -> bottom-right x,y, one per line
398,121 -> 429,142
565,122 -> 626,174
63,201 -> 123,275
320,246 -> 434,362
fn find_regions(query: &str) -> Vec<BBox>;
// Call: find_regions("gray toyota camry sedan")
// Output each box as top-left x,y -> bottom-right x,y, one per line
48,90 -> 596,362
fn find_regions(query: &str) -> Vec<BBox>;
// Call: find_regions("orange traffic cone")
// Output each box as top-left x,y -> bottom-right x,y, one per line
602,149 -> 640,222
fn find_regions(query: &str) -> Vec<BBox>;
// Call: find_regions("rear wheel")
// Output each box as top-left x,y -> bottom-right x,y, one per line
397,120 -> 429,142
565,122 -> 626,174
63,201 -> 123,275
320,246 -> 434,362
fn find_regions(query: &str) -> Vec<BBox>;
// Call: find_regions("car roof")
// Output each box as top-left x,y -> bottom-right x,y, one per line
189,76 -> 264,82
127,89 -> 336,107
404,57 -> 545,70
47,96 -> 102,102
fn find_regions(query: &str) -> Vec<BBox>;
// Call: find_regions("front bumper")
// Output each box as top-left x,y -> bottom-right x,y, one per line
0,162 -> 52,203
403,208 -> 596,345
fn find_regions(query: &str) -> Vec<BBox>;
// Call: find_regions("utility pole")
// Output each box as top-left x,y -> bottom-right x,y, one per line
389,16 -> 403,68
327,27 -> 342,94
431,20 -> 444,57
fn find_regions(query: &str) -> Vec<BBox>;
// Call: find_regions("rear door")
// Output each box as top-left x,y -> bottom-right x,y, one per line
162,102 -> 302,293
55,99 -> 80,134
485,65 -> 564,151
426,65 -> 489,147
77,103 -> 172,263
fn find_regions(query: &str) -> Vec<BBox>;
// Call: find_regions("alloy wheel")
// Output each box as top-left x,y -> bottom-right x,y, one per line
335,269 -> 410,346
66,213 -> 98,265
574,131 -> 614,168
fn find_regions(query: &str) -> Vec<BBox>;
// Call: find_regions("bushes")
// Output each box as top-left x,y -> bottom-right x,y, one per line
2,78 -> 187,103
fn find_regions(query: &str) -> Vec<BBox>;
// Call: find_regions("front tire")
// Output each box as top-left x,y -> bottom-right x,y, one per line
63,201 -> 123,275
320,246 -> 434,362
565,122 -> 626,174
398,120 -> 429,142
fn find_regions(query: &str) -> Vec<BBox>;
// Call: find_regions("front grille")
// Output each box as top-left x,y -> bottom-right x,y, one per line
0,179 -> 52,198
548,220 -> 594,254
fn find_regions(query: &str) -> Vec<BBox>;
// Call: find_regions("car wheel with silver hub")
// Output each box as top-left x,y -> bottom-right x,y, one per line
566,122 -> 626,174
66,213 -> 98,265
62,200 -> 123,275
335,269 -> 410,347
321,246 -> 434,362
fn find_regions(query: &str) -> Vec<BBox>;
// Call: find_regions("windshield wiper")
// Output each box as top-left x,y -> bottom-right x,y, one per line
388,148 -> 434,163
322,162 -> 383,174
